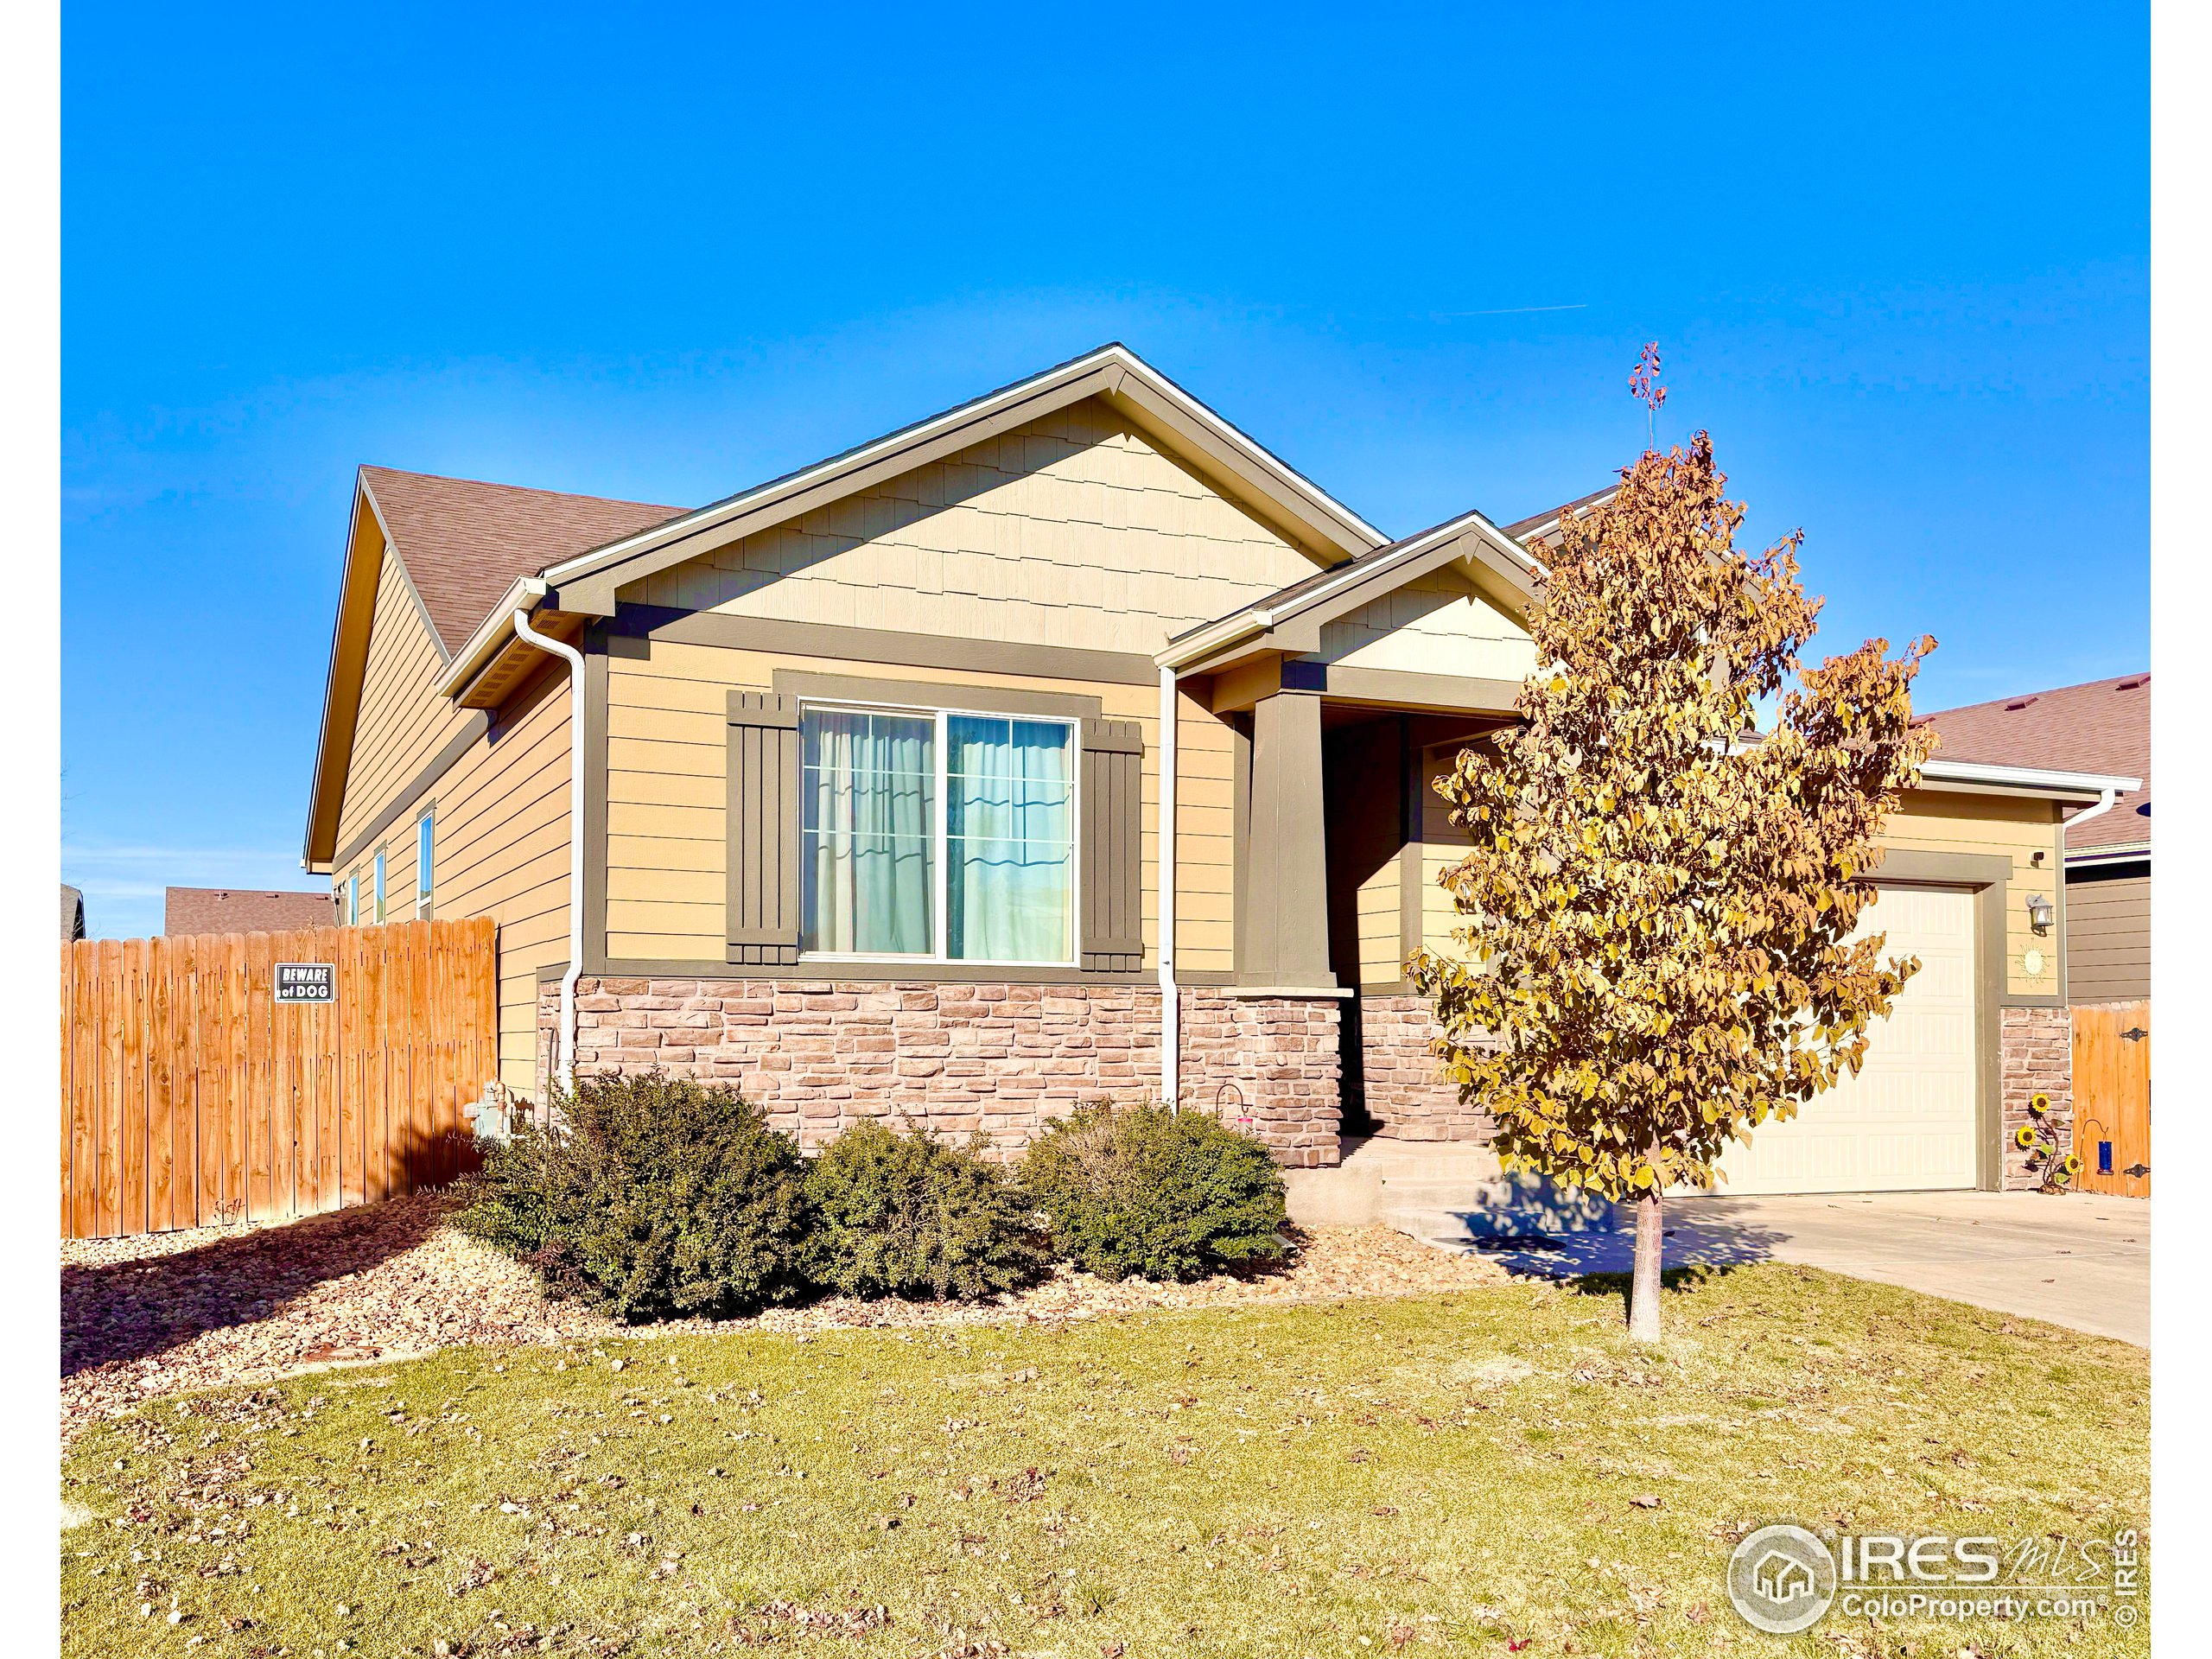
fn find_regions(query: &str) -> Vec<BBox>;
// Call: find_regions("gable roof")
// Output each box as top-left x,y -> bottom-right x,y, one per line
302,467 -> 687,867
1154,481 -> 1628,675
428,345 -> 1392,701
533,343 -> 1384,611
359,467 -> 684,656
1923,673 -> 2152,858
1158,505 -> 1542,671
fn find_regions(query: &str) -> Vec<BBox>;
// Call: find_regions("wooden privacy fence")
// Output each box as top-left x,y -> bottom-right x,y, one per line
60,918 -> 498,1239
2070,999 -> 2150,1199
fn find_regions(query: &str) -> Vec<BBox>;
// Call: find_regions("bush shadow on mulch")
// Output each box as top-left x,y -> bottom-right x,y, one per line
62,1197 -> 453,1379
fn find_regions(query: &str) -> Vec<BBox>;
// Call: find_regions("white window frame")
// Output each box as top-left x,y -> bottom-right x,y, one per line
346,871 -> 360,926
797,697 -> 1080,969
416,810 -> 435,918
372,847 -> 386,924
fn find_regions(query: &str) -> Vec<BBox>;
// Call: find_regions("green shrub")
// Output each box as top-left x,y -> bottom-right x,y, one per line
1020,1103 -> 1288,1282
803,1121 -> 1047,1300
452,1071 -> 810,1322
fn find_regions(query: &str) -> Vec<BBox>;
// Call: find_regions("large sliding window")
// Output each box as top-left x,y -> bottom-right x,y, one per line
799,702 -> 1075,964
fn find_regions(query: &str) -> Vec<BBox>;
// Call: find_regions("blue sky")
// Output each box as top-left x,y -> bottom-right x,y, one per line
62,3 -> 2148,939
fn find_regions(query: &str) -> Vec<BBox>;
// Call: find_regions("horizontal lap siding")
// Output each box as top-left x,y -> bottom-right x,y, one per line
1357,862 -> 1402,986
605,642 -> 1237,973
2064,869 -> 2149,1003
1882,792 -> 2063,999
431,670 -> 574,1094
333,551 -> 478,863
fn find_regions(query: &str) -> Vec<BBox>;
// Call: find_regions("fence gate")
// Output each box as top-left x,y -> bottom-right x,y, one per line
2070,999 -> 2150,1199
60,918 -> 497,1239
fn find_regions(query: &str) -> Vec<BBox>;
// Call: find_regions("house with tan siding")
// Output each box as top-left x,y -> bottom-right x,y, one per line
302,345 -> 2138,1193
1924,674 -> 2152,1006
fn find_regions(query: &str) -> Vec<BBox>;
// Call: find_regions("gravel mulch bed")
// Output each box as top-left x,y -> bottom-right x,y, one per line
61,1194 -> 1507,1444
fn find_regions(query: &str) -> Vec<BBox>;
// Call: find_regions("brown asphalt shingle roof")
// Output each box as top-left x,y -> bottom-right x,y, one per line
165,888 -> 340,937
1921,674 -> 2151,856
359,467 -> 687,655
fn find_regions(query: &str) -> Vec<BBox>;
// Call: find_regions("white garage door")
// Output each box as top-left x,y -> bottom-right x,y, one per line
1715,885 -> 1979,1195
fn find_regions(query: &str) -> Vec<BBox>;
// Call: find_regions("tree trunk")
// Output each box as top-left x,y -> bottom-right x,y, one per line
1628,1182 -> 1664,1342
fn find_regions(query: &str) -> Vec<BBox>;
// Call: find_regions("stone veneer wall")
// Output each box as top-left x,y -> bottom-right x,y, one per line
536,977 -> 1344,1167
2000,1005 -> 2075,1192
1354,995 -> 1491,1142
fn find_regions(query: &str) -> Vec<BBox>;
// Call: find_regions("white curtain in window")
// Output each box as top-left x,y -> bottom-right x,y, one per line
801,710 -> 935,954
947,715 -> 1072,962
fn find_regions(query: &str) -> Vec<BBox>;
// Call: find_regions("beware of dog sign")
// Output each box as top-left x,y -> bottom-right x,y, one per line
274,962 -> 335,1003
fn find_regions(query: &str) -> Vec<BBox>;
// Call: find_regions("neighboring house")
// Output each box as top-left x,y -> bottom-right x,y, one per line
1923,675 -> 2150,1005
164,887 -> 338,936
61,883 -> 85,943
302,345 -> 2135,1193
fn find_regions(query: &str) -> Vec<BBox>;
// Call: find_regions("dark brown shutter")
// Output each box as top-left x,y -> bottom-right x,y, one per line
728,691 -> 802,965
1080,717 -> 1144,973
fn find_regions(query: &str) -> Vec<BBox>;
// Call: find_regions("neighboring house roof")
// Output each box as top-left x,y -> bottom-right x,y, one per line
358,467 -> 685,656
165,887 -> 336,937
1922,673 -> 2151,860
61,883 -> 84,943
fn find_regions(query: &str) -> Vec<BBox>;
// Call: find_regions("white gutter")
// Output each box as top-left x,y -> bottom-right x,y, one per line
1920,759 -> 2141,798
1157,664 -> 1180,1112
439,577 -> 548,698
512,607 -> 586,1091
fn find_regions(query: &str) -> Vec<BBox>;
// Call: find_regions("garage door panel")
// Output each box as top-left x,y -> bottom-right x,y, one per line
1716,885 -> 1978,1195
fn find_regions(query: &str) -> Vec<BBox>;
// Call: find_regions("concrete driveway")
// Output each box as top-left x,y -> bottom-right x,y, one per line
1478,1190 -> 2150,1345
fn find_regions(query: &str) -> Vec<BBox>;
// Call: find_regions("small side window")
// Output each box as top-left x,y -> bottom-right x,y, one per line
416,811 -> 435,918
373,848 -> 386,924
346,871 -> 360,926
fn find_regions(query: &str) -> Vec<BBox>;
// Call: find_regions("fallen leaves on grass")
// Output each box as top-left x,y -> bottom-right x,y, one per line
61,1197 -> 1505,1443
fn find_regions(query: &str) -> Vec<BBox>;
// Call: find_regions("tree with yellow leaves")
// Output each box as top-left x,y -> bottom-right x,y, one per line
1412,410 -> 1935,1341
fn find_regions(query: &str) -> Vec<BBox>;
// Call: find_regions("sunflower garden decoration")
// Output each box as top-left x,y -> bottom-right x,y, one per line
2013,1092 -> 2082,1193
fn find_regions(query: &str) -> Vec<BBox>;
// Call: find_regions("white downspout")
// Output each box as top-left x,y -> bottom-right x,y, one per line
513,608 -> 586,1092
2054,786 -> 2120,1005
1157,664 -> 1180,1112
2066,785 -> 2122,840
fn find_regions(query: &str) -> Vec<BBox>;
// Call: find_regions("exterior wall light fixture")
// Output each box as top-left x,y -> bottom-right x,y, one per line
2025,893 -> 2055,935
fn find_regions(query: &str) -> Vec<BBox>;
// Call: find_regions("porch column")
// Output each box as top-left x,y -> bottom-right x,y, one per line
1238,689 -> 1335,987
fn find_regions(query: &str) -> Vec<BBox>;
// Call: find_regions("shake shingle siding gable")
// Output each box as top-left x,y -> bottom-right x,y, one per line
619,400 -> 1320,655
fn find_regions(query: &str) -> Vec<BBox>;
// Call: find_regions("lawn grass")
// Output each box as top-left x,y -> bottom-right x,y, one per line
61,1263 -> 2148,1658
